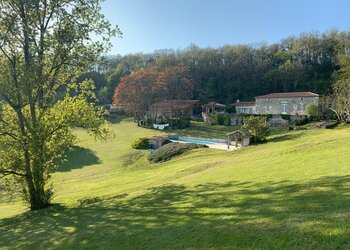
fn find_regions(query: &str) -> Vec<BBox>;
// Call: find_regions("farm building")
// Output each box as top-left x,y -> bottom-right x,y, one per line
149,136 -> 168,150
235,101 -> 256,114
233,92 -> 319,116
255,92 -> 319,116
149,100 -> 201,121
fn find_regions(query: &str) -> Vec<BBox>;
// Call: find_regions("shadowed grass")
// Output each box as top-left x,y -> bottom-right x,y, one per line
1,176 -> 350,249
0,118 -> 350,249
58,146 -> 101,172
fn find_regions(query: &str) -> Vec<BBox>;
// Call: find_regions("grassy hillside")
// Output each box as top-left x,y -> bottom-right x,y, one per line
1,119 -> 350,249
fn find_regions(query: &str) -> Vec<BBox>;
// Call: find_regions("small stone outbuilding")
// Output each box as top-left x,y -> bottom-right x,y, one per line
226,130 -> 251,149
149,136 -> 168,150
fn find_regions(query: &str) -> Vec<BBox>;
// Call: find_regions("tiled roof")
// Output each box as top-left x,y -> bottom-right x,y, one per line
234,101 -> 256,106
202,102 -> 227,108
255,92 -> 319,99
150,136 -> 168,141
151,100 -> 200,109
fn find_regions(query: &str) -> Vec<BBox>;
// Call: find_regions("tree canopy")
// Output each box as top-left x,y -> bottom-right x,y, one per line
113,66 -> 194,124
96,31 -> 350,106
0,0 -> 119,210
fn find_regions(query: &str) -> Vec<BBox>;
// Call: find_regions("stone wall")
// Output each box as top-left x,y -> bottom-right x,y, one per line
255,96 -> 318,115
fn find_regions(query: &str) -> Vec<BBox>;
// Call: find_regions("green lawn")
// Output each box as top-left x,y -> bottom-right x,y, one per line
1,119 -> 350,249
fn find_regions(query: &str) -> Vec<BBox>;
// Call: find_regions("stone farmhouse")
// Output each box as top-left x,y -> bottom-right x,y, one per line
236,92 -> 319,116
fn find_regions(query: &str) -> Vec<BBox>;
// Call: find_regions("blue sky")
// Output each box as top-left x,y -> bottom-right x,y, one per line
102,0 -> 350,55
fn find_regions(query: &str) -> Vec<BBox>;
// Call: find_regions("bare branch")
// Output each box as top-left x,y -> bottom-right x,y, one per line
0,170 -> 26,178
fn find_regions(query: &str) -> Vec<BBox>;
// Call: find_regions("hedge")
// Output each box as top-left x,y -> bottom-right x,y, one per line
148,142 -> 208,163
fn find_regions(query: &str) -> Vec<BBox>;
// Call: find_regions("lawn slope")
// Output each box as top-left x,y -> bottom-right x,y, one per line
1,119 -> 350,249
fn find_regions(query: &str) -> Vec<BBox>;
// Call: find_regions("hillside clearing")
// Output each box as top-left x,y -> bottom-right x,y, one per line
0,119 -> 350,249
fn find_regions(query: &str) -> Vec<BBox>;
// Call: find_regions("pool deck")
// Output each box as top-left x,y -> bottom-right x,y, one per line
209,143 -> 240,151
170,139 -> 240,151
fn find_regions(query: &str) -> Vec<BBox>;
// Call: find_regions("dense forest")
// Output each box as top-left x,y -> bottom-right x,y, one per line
83,30 -> 350,105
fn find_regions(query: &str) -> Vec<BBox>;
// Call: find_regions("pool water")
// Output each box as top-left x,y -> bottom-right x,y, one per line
171,138 -> 217,145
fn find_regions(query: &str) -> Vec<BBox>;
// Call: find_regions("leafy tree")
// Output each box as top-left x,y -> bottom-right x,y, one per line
102,31 -> 348,105
0,0 -> 119,210
113,66 -> 194,124
113,68 -> 159,125
332,53 -> 350,123
242,116 -> 270,143
157,66 -> 194,100
333,79 -> 350,123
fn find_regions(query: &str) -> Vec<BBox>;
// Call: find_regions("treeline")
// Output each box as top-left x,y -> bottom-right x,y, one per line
83,30 -> 350,105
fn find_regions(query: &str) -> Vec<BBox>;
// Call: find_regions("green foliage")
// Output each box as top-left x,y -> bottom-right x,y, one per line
226,105 -> 236,113
148,143 -> 207,163
177,117 -> 191,129
306,104 -> 319,119
281,114 -> 291,121
242,116 -> 270,142
211,114 -> 231,126
0,0 -> 119,210
99,31 -> 348,106
132,137 -> 149,150
168,117 -> 191,129
333,55 -> 350,123
293,117 -> 309,126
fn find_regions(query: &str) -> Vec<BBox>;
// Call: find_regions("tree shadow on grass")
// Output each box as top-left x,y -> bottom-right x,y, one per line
1,176 -> 350,249
268,132 -> 304,143
57,146 -> 101,172
106,115 -> 130,124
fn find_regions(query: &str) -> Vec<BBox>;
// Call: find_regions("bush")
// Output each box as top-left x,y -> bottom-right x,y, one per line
148,142 -> 208,163
167,117 -> 191,129
178,117 -> 191,129
131,137 -> 149,149
293,116 -> 309,126
281,114 -> 291,121
211,114 -> 231,126
226,105 -> 236,113
239,113 -> 273,120
242,116 -> 270,143
306,104 -> 319,119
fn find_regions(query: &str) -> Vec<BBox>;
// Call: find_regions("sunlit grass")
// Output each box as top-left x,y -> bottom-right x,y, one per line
0,119 -> 350,249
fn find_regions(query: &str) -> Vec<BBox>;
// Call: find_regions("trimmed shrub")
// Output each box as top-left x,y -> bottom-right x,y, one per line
306,104 -> 319,119
148,142 -> 208,163
131,137 -> 149,149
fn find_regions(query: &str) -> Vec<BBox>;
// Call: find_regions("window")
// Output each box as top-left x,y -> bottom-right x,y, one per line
281,102 -> 288,114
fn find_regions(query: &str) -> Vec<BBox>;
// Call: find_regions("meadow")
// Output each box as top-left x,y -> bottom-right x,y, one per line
0,118 -> 350,249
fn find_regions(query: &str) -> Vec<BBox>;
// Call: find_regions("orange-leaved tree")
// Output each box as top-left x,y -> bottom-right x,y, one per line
113,68 -> 159,124
113,66 -> 194,124
157,66 -> 194,100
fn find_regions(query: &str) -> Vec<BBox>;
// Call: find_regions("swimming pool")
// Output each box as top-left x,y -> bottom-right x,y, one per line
169,136 -> 226,145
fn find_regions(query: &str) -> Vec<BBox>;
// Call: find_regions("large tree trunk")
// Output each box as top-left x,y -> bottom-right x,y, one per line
17,109 -> 49,210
